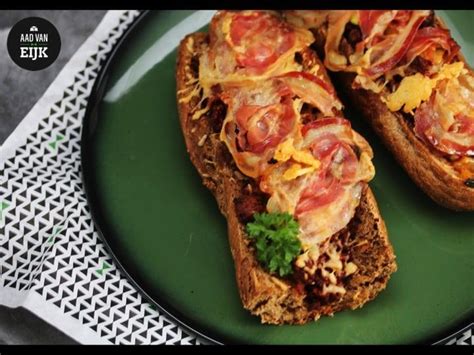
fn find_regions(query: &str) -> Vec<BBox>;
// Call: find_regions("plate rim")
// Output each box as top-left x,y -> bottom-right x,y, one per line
80,9 -> 473,345
80,10 -> 224,345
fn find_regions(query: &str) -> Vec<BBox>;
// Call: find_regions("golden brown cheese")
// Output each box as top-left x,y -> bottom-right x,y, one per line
274,138 -> 321,181
384,62 -> 466,113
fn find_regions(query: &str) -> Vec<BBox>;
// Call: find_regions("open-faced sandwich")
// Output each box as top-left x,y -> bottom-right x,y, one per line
176,10 -> 396,324
285,10 -> 474,211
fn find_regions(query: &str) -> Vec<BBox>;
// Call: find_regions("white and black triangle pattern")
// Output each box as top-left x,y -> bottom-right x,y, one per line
0,10 -> 200,345
435,323 -> 474,345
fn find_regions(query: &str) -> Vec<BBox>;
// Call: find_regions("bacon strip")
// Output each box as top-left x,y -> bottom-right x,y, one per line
276,72 -> 342,115
404,26 -> 460,67
362,11 -> 429,78
323,10 -> 430,79
359,10 -> 389,38
414,73 -> 474,157
229,11 -> 296,73
415,100 -> 474,157
220,80 -> 298,177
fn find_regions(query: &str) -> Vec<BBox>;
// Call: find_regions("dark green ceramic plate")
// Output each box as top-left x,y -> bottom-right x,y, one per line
81,10 -> 474,344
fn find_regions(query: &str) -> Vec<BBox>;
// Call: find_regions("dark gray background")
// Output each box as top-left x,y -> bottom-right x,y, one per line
0,10 -> 106,344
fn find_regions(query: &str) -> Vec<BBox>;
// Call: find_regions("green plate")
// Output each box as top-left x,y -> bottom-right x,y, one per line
81,10 -> 474,344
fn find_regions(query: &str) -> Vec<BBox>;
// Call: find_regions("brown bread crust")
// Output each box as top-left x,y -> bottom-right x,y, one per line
176,32 -> 397,324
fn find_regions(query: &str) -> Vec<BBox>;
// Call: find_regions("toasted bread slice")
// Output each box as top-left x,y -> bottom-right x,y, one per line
310,15 -> 474,211
176,32 -> 396,324
336,72 -> 474,211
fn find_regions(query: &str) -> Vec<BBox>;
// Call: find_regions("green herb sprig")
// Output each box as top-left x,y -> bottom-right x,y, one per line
246,212 -> 302,277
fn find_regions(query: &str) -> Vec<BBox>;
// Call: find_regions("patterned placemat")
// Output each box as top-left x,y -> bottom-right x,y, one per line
0,10 -> 202,345
434,323 -> 474,345
0,9 -> 471,346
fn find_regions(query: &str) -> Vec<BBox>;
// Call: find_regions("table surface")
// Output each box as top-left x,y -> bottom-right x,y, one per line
0,10 -> 107,345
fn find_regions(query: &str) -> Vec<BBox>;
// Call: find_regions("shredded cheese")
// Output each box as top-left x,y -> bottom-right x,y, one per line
185,36 -> 194,53
283,164 -> 316,180
197,134 -> 208,147
323,284 -> 346,295
274,138 -> 321,181
274,138 -> 296,161
350,13 -> 359,25
384,61 -> 466,113
345,262 -> 358,276
178,84 -> 201,104
192,104 -> 211,120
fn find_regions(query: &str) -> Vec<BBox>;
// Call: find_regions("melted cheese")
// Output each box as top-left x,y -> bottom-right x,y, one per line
320,245 -> 353,295
350,13 -> 359,25
199,47 -> 304,96
345,262 -> 358,276
178,84 -> 201,104
358,151 -> 376,182
307,64 -> 321,77
283,164 -> 316,181
263,164 -> 311,215
274,138 -> 297,161
323,284 -> 346,295
295,241 -> 357,295
177,37 -> 212,119
324,244 -> 343,271
384,61 -> 466,113
192,103 -> 211,120
274,138 -> 321,181
199,26 -> 313,101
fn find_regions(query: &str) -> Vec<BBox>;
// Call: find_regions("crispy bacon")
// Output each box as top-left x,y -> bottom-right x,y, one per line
235,99 -> 295,154
454,114 -> 474,136
203,10 -> 308,81
295,173 -> 345,216
362,11 -> 429,78
302,117 -> 350,136
278,71 -> 335,95
228,11 -> 296,74
220,79 -> 298,178
250,108 -> 375,250
415,101 -> 474,156
404,27 -> 460,68
276,72 -> 342,115
414,73 -> 474,157
359,10 -> 389,38
260,117 -> 373,242
306,9 -> 471,159
324,11 -> 357,71
303,120 -> 359,184
295,137 -> 358,216
323,10 -> 430,79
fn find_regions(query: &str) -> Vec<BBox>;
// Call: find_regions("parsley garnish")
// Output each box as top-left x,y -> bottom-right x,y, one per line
246,212 -> 302,277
